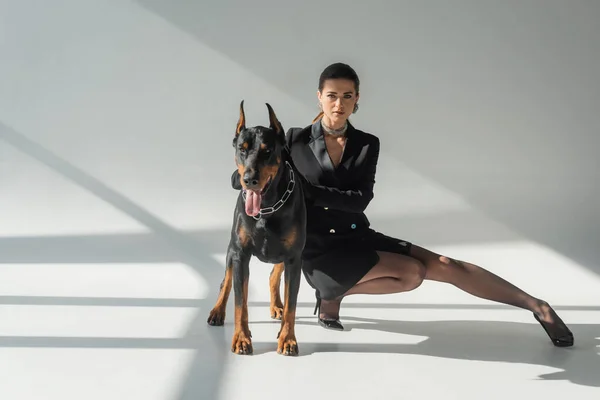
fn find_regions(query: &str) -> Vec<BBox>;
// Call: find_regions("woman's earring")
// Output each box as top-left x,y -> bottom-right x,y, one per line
353,103 -> 359,113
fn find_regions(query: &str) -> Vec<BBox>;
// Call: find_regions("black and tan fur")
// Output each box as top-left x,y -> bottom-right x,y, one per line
207,101 -> 306,356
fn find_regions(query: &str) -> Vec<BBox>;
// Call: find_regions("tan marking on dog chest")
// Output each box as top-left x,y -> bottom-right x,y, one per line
283,226 -> 298,249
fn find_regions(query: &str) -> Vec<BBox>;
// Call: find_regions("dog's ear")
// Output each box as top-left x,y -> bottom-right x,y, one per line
236,100 -> 246,136
266,103 -> 284,138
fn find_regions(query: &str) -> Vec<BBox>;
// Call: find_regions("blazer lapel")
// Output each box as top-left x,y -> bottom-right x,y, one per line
308,121 -> 338,184
338,122 -> 358,173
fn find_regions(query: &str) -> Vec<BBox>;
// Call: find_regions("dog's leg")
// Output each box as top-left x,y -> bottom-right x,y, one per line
231,252 -> 253,355
277,258 -> 301,356
207,250 -> 234,326
269,263 -> 284,320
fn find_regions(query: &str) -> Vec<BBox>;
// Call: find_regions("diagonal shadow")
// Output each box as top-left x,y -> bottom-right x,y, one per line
134,0 -> 600,280
0,230 -> 230,264
0,120 -> 229,400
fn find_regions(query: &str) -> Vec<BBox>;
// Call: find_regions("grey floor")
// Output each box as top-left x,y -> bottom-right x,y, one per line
1,1 -> 599,399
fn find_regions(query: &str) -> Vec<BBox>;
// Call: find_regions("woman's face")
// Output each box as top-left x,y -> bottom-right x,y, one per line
317,78 -> 359,127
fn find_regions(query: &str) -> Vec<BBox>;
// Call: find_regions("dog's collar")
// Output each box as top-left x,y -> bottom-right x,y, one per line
242,161 -> 295,220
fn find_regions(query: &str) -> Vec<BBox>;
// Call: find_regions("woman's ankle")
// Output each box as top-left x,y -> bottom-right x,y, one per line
319,298 -> 342,320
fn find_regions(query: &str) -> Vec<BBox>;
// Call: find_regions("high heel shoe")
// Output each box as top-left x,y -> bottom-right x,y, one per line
314,294 -> 344,331
533,312 -> 574,347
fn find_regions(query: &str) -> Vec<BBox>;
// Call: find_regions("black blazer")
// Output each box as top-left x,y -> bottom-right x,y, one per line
232,120 -> 381,241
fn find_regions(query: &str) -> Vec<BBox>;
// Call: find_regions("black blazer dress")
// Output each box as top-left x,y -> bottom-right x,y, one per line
232,120 -> 412,300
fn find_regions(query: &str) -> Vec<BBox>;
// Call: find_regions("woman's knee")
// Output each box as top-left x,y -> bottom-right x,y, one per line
376,251 -> 426,290
404,257 -> 426,290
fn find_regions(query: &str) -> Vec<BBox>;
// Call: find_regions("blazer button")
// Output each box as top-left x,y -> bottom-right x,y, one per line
329,229 -> 335,234
351,224 -> 356,229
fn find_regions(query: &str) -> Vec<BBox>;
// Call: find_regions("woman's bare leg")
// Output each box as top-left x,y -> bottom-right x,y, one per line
318,251 -> 425,320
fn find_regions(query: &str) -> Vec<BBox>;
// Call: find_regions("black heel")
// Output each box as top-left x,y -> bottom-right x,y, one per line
533,313 -> 574,347
314,293 -> 344,331
313,296 -> 320,316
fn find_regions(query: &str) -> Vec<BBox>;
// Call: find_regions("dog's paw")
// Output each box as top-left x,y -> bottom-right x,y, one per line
270,304 -> 284,320
231,330 -> 253,355
277,331 -> 299,356
207,307 -> 226,326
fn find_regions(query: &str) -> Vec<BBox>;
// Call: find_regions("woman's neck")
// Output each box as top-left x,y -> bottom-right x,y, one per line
321,116 -> 348,137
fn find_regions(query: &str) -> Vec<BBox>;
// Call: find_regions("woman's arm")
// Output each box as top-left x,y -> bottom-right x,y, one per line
303,137 -> 380,213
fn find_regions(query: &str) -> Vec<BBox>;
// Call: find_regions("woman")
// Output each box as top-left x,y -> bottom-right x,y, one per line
235,62 -> 574,347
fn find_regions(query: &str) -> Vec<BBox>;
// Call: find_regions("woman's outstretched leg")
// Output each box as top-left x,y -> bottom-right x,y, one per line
409,244 -> 573,346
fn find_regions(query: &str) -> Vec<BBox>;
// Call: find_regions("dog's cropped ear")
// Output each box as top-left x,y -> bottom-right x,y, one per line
236,100 -> 246,136
266,103 -> 284,141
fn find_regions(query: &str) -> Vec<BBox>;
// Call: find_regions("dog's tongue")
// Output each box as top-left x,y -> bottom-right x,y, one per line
245,190 -> 262,217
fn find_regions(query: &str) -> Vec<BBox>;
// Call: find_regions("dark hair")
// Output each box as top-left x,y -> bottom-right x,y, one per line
313,62 -> 360,122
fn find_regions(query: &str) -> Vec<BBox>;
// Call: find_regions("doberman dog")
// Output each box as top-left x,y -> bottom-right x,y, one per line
206,101 -> 306,356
